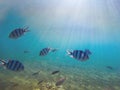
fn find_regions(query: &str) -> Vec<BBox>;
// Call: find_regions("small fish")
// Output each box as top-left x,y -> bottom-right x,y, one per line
37,80 -> 43,85
39,47 -> 57,56
106,66 -> 113,70
9,27 -> 29,39
51,70 -> 60,75
32,71 -> 40,76
67,49 -> 91,61
56,77 -> 66,86
0,59 -> 24,72
24,50 -> 30,53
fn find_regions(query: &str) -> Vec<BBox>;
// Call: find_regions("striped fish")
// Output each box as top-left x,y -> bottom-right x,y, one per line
0,59 -> 24,72
39,48 -> 51,56
9,27 -> 29,39
67,49 -> 91,61
39,47 -> 57,56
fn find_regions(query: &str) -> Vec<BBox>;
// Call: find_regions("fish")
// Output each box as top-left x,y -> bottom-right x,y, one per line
9,27 -> 29,39
0,59 -> 24,72
39,47 -> 57,56
106,66 -> 113,70
37,80 -> 43,85
24,50 -> 30,53
51,70 -> 60,75
32,71 -> 40,76
67,49 -> 91,61
56,77 -> 66,86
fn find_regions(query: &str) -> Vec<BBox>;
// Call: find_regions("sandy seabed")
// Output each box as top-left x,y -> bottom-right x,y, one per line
0,60 -> 120,90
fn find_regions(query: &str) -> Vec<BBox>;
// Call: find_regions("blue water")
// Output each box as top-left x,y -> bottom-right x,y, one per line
0,0 -> 120,90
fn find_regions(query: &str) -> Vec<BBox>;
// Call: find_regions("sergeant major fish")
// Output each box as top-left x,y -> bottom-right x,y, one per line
9,27 -> 29,39
67,49 -> 91,61
0,59 -> 24,72
39,47 -> 58,56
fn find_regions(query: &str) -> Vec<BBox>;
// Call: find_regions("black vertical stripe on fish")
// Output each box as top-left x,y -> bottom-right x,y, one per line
14,61 -> 19,71
73,51 -> 75,58
17,29 -> 21,37
18,29 -> 22,37
12,31 -> 16,38
43,49 -> 46,55
18,29 -> 22,35
7,60 -> 14,70
7,60 -> 11,69
40,51 -> 43,55
78,51 -> 82,59
10,60 -> 16,71
41,50 -> 44,56
44,48 -> 48,55
73,50 -> 77,58
6,60 -> 11,69
20,29 -> 23,35
15,30 -> 19,37
14,30 -> 18,38
14,30 -> 19,37
16,63 -> 21,71
82,52 -> 88,60
16,62 -> 24,71
77,51 -> 80,59
12,61 -> 19,71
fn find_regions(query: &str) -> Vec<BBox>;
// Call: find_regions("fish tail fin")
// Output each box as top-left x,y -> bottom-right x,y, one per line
66,50 -> 71,55
66,50 -> 74,58
66,50 -> 72,56
51,48 -> 58,52
24,27 -> 30,32
0,59 -> 6,65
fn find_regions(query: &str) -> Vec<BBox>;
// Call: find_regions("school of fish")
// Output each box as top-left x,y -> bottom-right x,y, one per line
0,27 -> 92,86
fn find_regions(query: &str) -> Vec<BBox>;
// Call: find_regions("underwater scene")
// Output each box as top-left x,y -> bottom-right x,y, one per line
0,0 -> 120,90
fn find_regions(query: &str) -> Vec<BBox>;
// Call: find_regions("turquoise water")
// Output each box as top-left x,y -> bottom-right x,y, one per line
0,0 -> 120,90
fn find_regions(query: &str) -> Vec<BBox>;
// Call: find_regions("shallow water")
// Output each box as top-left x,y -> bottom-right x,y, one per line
0,0 -> 120,90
